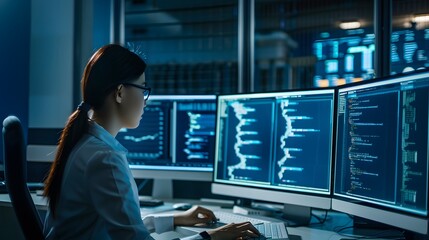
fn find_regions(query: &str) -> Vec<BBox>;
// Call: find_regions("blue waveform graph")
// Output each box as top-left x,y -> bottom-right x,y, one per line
123,133 -> 159,142
116,106 -> 169,162
223,100 -> 274,183
273,98 -> 332,190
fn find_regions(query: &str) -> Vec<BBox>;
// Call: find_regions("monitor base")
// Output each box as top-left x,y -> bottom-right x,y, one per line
232,205 -> 273,217
152,179 -> 173,199
353,216 -> 392,229
232,199 -> 312,226
281,203 -> 311,227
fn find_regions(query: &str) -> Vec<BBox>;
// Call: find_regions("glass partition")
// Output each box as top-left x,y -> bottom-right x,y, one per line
254,0 -> 374,90
124,0 -> 239,94
391,0 -> 429,75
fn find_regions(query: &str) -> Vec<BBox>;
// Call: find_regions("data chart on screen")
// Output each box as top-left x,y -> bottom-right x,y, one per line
335,72 -> 429,216
117,95 -> 216,171
214,89 -> 335,194
117,101 -> 170,164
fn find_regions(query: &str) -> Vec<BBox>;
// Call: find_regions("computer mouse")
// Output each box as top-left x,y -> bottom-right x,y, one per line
172,203 -> 193,210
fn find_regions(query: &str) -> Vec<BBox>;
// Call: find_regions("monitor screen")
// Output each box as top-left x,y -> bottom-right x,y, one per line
212,89 -> 335,224
333,70 -> 429,234
313,27 -> 429,87
116,95 -> 216,181
313,29 -> 375,87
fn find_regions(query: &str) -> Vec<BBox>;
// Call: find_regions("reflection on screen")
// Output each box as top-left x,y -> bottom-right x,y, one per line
116,95 -> 216,171
335,71 -> 429,216
313,27 -> 429,87
214,89 -> 335,194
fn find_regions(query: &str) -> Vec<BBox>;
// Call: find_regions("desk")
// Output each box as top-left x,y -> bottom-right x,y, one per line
0,194 -> 407,240
0,194 -> 48,240
140,199 -> 398,240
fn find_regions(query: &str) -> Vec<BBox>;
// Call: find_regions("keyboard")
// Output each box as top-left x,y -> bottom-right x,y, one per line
214,211 -> 269,225
253,222 -> 289,240
213,211 -> 289,240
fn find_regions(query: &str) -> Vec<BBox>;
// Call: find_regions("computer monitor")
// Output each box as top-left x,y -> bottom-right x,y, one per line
333,69 -> 429,235
116,95 -> 217,198
212,89 -> 335,225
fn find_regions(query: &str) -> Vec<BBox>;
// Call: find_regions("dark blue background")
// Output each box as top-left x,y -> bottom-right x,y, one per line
0,1 -> 30,173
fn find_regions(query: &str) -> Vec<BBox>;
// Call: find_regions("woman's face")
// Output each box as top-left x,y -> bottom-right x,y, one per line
119,73 -> 147,129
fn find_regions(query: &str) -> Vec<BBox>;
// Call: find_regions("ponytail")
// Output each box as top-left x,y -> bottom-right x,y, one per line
44,108 -> 89,217
43,43 -> 147,217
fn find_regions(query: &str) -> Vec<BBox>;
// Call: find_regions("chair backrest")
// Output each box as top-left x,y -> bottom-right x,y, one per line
2,115 -> 44,240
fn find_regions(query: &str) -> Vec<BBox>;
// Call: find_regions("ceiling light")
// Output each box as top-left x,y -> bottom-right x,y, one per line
403,22 -> 412,28
413,14 -> 429,23
339,21 -> 361,30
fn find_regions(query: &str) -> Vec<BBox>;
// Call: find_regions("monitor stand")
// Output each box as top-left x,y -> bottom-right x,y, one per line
282,203 -> 311,226
152,179 -> 173,199
353,216 -> 392,230
232,198 -> 273,216
232,200 -> 312,226
232,199 -> 277,217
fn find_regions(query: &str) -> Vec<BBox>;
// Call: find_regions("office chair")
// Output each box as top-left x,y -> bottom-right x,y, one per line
2,115 -> 45,240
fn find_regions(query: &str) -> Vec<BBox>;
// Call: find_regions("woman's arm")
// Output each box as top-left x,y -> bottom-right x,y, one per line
86,150 -> 153,239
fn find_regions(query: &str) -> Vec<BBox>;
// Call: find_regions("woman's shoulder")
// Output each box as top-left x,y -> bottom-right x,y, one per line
78,134 -> 122,153
74,135 -> 126,164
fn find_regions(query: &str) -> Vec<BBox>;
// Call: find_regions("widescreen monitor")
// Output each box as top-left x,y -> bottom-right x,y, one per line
212,89 -> 335,225
333,70 -> 429,234
116,95 -> 217,197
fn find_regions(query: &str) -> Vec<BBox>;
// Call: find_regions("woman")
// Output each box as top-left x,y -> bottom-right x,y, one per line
43,44 -> 259,240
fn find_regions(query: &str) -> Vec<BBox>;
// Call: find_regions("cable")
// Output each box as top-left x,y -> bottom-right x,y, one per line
137,179 -> 151,194
311,210 -> 329,225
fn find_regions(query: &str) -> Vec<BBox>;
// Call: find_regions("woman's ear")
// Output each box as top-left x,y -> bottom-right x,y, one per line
115,84 -> 124,103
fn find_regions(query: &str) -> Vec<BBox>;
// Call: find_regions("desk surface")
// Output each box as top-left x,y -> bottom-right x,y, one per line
0,192 -> 47,209
0,194 -> 404,240
139,198 -> 399,240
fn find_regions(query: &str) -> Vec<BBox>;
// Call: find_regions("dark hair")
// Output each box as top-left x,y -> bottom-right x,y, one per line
44,44 -> 147,216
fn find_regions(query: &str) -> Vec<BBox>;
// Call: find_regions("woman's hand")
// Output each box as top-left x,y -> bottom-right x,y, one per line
207,221 -> 260,240
173,206 -> 260,239
174,205 -> 217,226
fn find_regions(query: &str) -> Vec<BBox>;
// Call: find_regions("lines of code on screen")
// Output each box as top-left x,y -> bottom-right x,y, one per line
116,97 -> 216,169
215,91 -> 334,194
336,77 -> 429,215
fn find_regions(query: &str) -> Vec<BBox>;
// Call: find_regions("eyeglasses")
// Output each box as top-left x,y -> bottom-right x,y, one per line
121,83 -> 151,101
